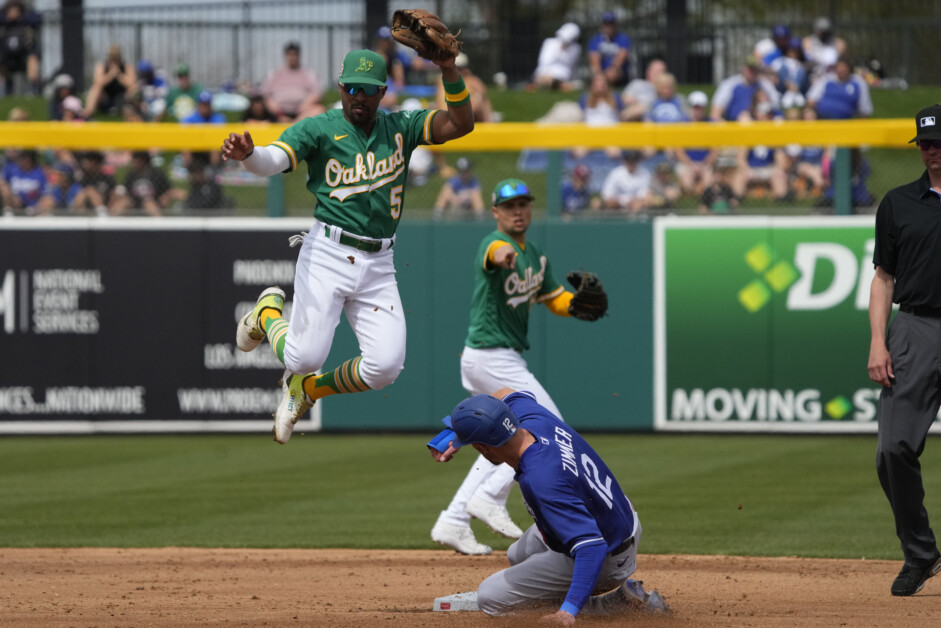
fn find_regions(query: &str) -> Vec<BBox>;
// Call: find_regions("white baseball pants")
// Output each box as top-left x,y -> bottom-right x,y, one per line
437,346 -> 562,528
283,220 -> 405,390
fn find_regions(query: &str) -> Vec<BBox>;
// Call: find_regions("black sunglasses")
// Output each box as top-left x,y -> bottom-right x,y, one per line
918,139 -> 941,150
340,83 -> 382,97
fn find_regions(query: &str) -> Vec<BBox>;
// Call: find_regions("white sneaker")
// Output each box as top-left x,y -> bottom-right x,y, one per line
466,494 -> 523,539
236,286 -> 285,352
272,369 -> 312,444
431,519 -> 492,555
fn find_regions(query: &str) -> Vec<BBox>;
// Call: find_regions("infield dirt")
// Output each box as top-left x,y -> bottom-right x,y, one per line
1,548 -> 939,627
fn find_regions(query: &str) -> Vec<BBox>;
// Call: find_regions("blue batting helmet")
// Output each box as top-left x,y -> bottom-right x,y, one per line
449,394 -> 520,447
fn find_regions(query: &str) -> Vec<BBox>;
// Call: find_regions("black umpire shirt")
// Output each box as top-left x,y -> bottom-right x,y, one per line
873,171 -> 941,308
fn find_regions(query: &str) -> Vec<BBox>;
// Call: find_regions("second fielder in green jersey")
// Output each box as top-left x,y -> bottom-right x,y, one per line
221,49 -> 474,443
431,178 -> 604,555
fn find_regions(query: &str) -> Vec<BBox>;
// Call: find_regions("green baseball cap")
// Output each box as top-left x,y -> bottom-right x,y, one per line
338,49 -> 388,86
492,178 -> 535,206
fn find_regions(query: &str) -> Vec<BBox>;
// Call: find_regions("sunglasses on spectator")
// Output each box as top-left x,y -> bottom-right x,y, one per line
340,83 -> 382,97
918,139 -> 941,150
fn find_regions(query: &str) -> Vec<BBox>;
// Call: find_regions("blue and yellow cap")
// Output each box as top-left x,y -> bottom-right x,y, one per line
339,49 -> 388,87
492,178 -> 535,206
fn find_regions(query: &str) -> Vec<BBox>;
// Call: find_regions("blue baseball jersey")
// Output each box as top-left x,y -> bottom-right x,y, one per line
508,391 -> 635,555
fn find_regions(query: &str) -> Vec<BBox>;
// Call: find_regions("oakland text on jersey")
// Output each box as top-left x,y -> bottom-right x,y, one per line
553,425 -> 579,476
505,256 -> 548,307
325,133 -> 406,201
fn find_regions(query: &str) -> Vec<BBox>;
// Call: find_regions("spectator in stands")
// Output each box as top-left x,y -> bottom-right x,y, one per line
803,17 -> 846,77
0,0 -> 40,96
601,149 -> 651,213
48,73 -> 76,121
531,22 -> 582,92
163,64 -> 203,121
136,59 -> 168,120
675,90 -> 717,195
1,149 -> 53,216
710,55 -> 780,121
806,57 -> 873,120
786,104 -> 827,201
620,58 -> 666,121
435,52 -> 494,123
561,164 -> 599,218
242,92 -> 277,122
432,157 -> 484,220
59,94 -> 84,121
169,157 -> 231,213
579,73 -> 623,126
588,11 -> 632,88
755,24 -> 791,68
181,90 -> 224,168
373,26 -> 408,89
111,151 -> 173,217
46,162 -> 80,211
70,151 -> 117,216
84,45 -> 137,118
647,161 -> 681,211
770,36 -> 809,95
817,148 -> 875,213
262,41 -> 325,122
731,101 -> 789,202
182,90 -> 224,124
645,72 -> 687,123
699,159 -> 739,214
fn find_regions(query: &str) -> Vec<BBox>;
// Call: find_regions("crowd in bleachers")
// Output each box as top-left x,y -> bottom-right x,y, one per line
0,2 -> 882,217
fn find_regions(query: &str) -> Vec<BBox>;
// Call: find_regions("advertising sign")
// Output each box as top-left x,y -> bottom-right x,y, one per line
654,216 -> 890,433
0,218 -> 320,434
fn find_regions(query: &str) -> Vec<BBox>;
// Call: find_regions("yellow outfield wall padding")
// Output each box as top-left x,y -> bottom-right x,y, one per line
0,119 -> 915,151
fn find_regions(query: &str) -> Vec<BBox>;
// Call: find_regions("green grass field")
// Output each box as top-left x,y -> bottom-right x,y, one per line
2,432 -> 936,560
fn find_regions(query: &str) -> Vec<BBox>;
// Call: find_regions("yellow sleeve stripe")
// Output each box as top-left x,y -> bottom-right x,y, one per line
445,88 -> 470,103
541,289 -> 572,316
270,141 -> 297,172
423,109 -> 439,145
537,286 -> 566,305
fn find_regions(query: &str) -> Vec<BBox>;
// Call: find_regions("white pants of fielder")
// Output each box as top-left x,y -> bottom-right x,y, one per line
477,511 -> 641,615
284,220 -> 405,389
436,346 -> 562,529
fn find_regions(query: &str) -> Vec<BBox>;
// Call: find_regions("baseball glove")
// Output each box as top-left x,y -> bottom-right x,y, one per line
567,271 -> 608,322
390,9 -> 461,62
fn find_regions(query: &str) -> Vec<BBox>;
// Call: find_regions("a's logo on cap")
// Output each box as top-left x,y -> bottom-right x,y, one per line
356,57 -> 373,73
922,116 -> 936,128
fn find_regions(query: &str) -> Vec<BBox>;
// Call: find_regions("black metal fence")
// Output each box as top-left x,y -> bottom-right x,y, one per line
23,0 -> 941,92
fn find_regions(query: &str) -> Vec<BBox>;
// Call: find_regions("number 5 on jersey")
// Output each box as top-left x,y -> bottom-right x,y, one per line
390,185 -> 403,219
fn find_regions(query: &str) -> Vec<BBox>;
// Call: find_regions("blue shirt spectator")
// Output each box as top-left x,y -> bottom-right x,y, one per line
561,165 -> 596,216
770,38 -> 809,95
711,56 -> 780,121
588,11 -> 632,87
806,58 -> 873,120
645,73 -> 688,123
1,150 -> 51,214
182,91 -> 226,123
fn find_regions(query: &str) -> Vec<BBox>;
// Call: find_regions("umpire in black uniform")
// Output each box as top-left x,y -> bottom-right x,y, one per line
869,104 -> 941,596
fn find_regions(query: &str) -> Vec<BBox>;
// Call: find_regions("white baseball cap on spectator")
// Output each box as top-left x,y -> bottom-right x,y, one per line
688,91 -> 708,107
62,95 -> 84,115
556,23 -> 580,44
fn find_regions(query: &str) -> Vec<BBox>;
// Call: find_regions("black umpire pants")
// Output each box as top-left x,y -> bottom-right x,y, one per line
877,310 -> 941,566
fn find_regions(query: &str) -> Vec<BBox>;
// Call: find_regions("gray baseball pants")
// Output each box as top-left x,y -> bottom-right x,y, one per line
877,310 -> 941,566
476,511 -> 640,616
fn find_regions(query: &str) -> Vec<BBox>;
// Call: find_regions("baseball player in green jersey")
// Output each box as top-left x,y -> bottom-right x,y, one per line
431,178 -> 599,555
221,49 -> 474,443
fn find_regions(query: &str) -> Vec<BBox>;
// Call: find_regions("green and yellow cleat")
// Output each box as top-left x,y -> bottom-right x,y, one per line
273,369 -> 314,444
236,286 -> 285,352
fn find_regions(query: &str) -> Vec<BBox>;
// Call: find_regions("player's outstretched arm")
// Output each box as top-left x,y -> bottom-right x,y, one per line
431,61 -> 475,144
221,131 -> 255,162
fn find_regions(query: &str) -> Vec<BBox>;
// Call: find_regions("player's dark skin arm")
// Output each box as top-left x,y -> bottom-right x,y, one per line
431,56 -> 475,143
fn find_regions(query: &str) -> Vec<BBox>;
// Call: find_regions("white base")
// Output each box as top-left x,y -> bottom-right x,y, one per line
432,591 -> 479,612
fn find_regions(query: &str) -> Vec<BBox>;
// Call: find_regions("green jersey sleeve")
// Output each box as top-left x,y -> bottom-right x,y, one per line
271,117 -> 322,173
